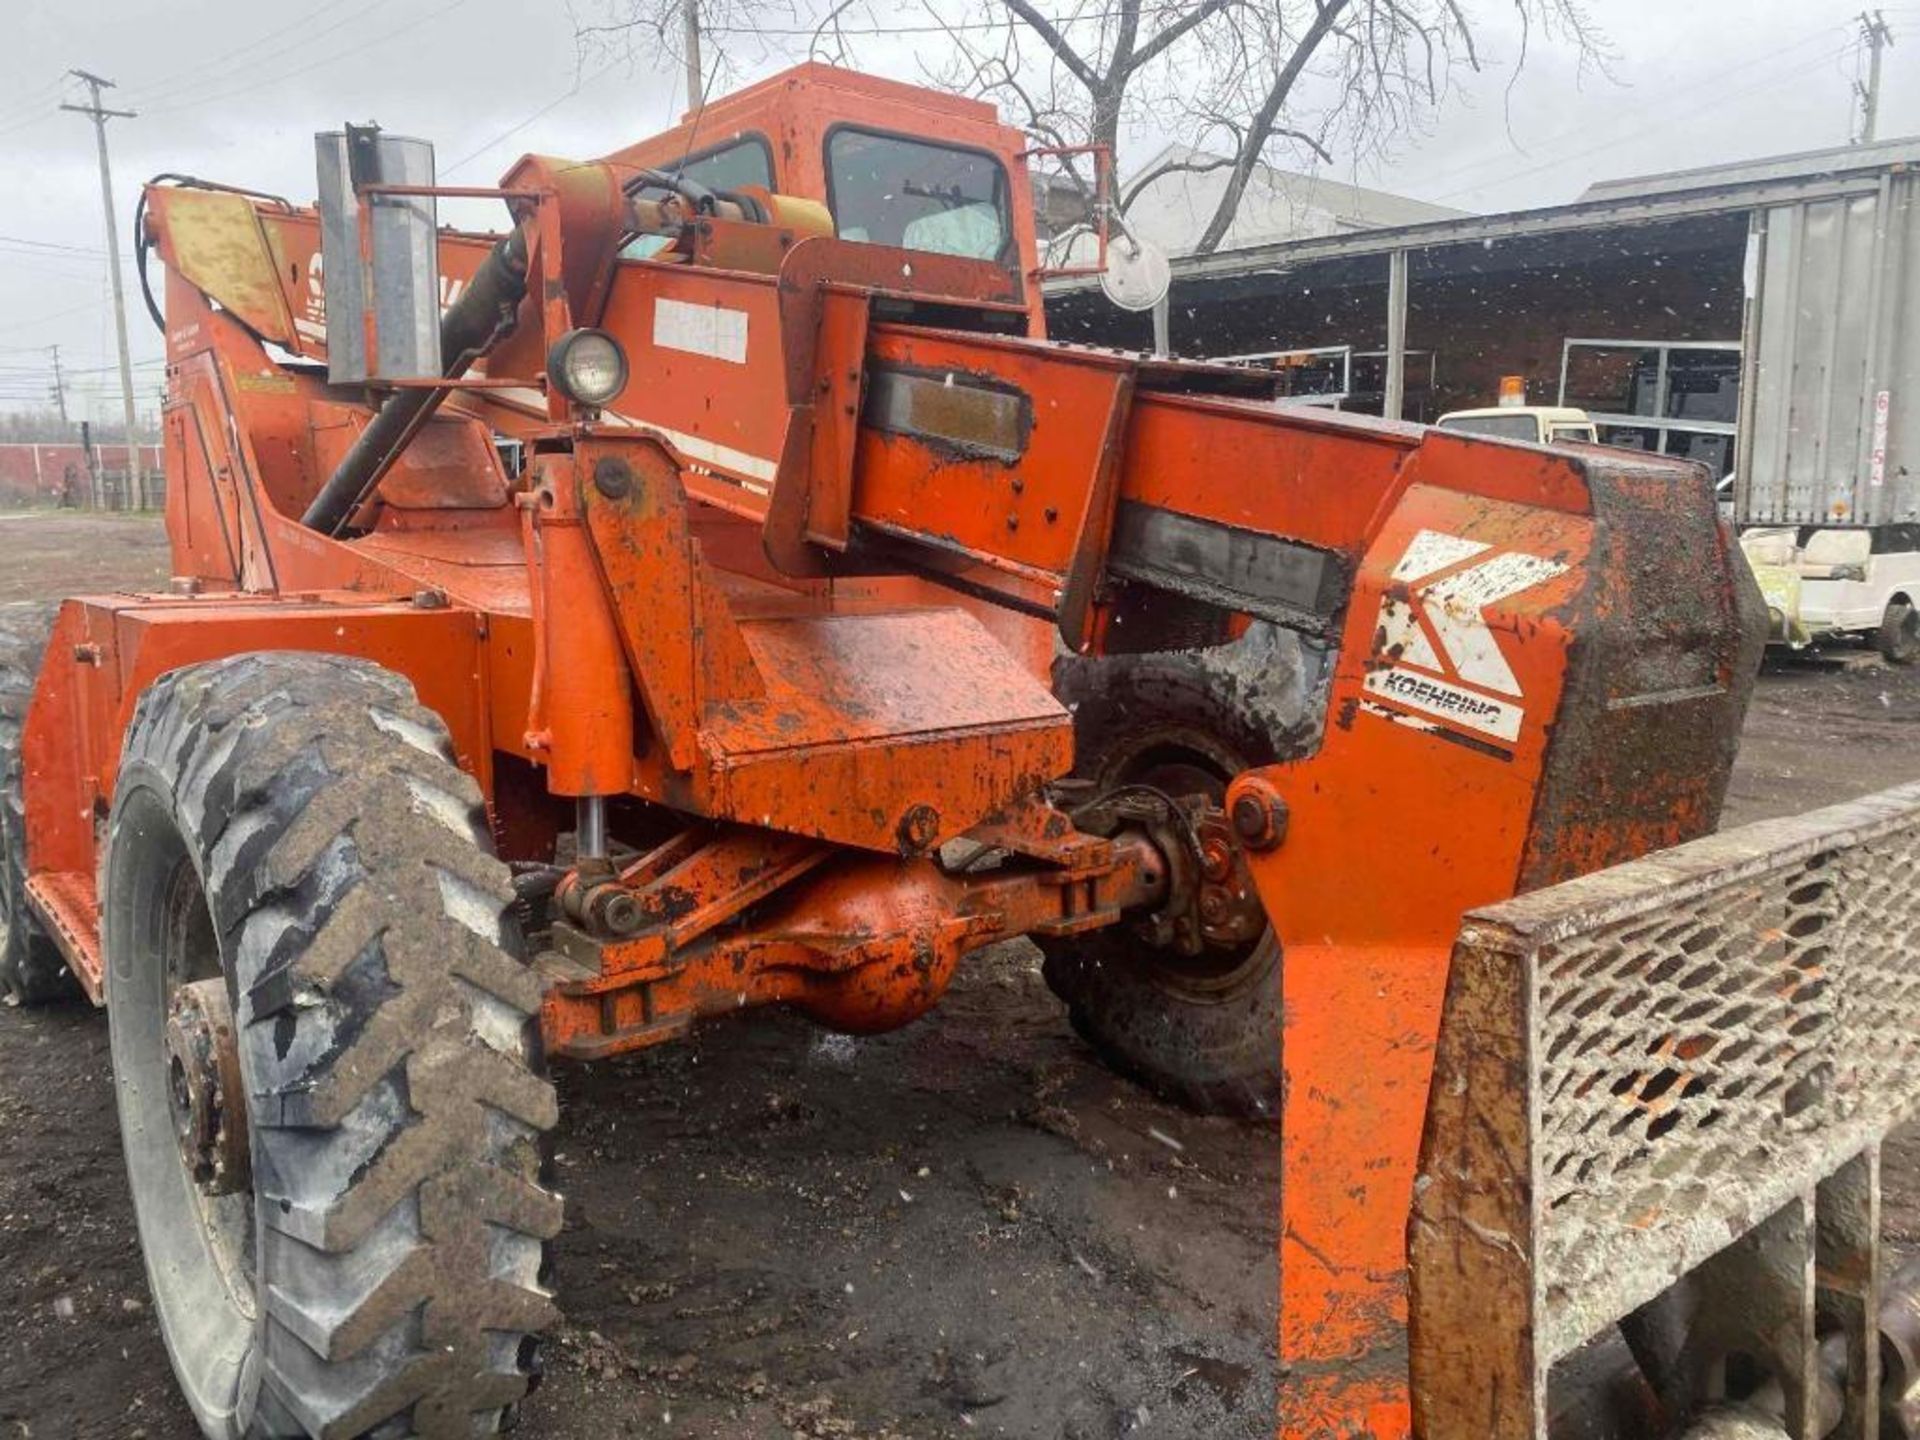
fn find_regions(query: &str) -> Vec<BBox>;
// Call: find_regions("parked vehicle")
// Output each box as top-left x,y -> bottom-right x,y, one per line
12,59 -> 1920,1440
1741,526 -> 1920,662
1736,172 -> 1920,658
1435,402 -> 1599,444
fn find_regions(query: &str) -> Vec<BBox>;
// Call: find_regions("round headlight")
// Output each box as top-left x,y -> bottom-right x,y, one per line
547,328 -> 628,408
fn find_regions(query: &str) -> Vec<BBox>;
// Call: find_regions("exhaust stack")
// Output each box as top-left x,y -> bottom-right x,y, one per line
303,125 -> 528,536
315,124 -> 440,385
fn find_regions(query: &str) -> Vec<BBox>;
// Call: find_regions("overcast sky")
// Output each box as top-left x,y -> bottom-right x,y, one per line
0,0 -> 1906,421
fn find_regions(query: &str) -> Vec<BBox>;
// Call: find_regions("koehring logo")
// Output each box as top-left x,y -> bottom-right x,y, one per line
1362,528 -> 1569,747
1363,666 -> 1523,742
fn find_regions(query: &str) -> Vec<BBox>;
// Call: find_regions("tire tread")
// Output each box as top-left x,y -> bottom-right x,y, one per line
0,601 -> 76,1005
118,652 -> 560,1439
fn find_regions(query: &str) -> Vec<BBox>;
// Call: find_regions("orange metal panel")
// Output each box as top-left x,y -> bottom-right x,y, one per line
848,327 -> 1133,580
1240,481 -> 1589,1440
594,264 -> 790,492
21,598 -> 490,995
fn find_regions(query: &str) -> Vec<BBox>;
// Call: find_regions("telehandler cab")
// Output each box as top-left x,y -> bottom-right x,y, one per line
8,61 -> 1920,1440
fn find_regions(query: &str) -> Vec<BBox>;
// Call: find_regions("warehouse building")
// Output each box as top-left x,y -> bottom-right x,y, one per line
1046,136 -> 1920,479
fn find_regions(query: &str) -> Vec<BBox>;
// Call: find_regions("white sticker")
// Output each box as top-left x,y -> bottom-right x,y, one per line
1364,667 -> 1524,743
1364,528 -> 1570,746
1871,389 -> 1891,488
1390,530 -> 1487,581
1419,549 -> 1571,696
652,297 -> 749,364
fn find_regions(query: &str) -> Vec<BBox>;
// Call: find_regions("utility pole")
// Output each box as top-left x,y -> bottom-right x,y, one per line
46,345 -> 68,427
1855,11 -> 1895,145
78,419 -> 101,511
684,0 -> 703,115
61,69 -> 143,510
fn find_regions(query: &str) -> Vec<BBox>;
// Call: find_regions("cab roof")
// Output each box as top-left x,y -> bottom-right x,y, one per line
670,63 -> 1000,131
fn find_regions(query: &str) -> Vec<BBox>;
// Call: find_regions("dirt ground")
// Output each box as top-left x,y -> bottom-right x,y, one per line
0,512 -> 1916,1440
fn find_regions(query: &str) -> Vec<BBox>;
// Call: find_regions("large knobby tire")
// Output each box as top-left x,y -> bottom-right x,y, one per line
1879,598 -> 1920,665
106,653 -> 562,1439
1041,624 -> 1316,1119
0,601 -> 79,1005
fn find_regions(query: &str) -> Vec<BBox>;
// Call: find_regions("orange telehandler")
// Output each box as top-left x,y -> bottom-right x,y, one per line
7,60 -> 1919,1440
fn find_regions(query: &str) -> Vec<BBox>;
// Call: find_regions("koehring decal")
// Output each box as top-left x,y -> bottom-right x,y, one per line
1361,528 -> 1570,748
1363,666 -> 1523,743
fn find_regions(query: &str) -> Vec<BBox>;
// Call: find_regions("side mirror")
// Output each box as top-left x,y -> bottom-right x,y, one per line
1099,228 -> 1170,313
1022,142 -> 1171,316
1022,142 -> 1172,314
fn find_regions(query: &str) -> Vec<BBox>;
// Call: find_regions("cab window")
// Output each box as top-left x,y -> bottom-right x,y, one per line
1549,424 -> 1596,444
624,135 -> 774,258
631,134 -> 773,201
824,127 -> 1012,263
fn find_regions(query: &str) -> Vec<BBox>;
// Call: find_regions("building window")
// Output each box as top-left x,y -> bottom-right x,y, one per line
1560,339 -> 1741,473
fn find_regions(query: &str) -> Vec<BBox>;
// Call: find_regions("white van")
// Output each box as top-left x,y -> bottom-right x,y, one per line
1434,405 -> 1599,446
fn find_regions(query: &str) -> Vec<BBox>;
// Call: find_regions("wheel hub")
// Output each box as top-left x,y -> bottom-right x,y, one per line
163,978 -> 250,1196
1066,784 -> 1267,961
1190,809 -> 1266,950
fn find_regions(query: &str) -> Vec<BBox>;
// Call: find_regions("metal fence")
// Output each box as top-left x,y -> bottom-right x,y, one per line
1413,781 -> 1920,1440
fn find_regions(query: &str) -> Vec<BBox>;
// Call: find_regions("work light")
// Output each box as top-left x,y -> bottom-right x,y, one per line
548,328 -> 629,408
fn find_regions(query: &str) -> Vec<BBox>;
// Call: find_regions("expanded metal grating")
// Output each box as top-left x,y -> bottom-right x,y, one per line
1412,781 -> 1920,1440
1531,796 -> 1920,1359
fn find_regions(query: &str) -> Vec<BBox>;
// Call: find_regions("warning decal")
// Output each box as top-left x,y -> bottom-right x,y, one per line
1365,529 -> 1569,745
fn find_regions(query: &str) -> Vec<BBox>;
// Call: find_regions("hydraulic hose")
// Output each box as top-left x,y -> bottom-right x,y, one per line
301,223 -> 529,536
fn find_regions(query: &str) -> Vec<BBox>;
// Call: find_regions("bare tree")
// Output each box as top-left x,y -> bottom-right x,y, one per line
1181,0 -> 1608,252
577,0 -> 1237,197
909,0 -> 1233,205
572,0 -> 1608,256
921,0 -> 1607,253
573,0 -> 808,103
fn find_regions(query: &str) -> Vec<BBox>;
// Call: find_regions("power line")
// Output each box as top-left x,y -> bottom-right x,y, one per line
0,233 -> 106,257
0,251 -> 115,280
0,255 -> 112,283
443,56 -> 627,177
695,5 -> 1169,36
0,103 -> 62,143
0,351 -> 162,365
121,0 -> 398,107
1408,19 -> 1855,198
40,360 -> 162,377
0,357 -> 165,377
0,72 -> 68,126
0,299 -> 107,337
1427,36 -> 1859,204
143,0 -> 479,116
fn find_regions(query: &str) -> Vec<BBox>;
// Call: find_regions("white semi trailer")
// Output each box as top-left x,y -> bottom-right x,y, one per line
1738,171 -> 1920,663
